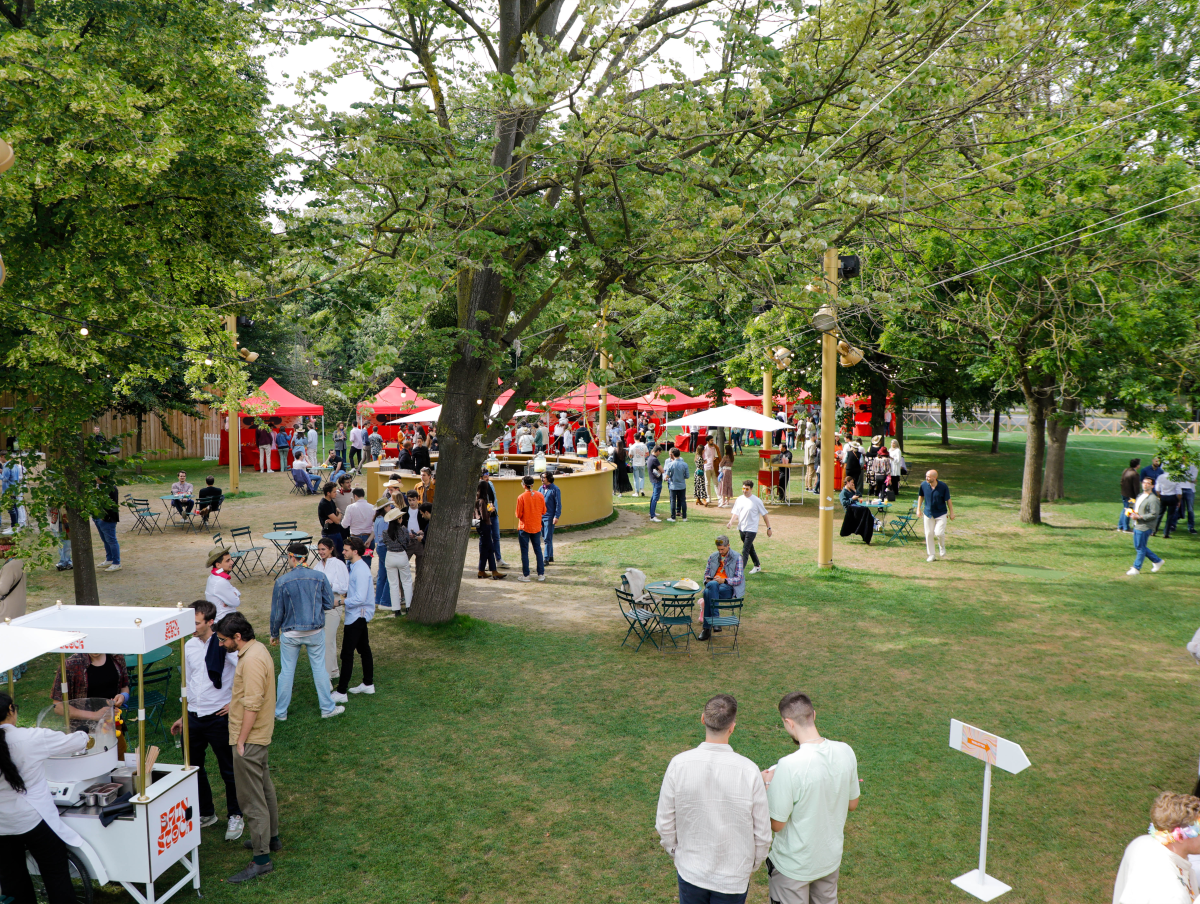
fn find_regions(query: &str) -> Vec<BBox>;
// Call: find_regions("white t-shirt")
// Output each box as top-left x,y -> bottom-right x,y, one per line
518,432 -> 534,453
631,442 -> 648,466
730,494 -> 768,533
1112,834 -> 1197,903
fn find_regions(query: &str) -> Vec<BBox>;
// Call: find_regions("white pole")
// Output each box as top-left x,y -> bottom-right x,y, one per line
978,761 -> 992,883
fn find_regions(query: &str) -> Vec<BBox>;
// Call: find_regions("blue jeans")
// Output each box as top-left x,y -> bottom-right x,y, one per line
1118,496 -> 1132,531
732,430 -> 743,452
1132,529 -> 1161,571
677,874 -> 747,904
518,530 -> 544,577
632,465 -> 646,494
375,546 -> 392,608
703,580 -> 734,620
1183,488 -> 1196,531
275,632 -> 335,717
542,517 -> 556,561
92,518 -> 120,565
649,482 -> 663,518
491,516 -> 504,563
59,538 -> 72,567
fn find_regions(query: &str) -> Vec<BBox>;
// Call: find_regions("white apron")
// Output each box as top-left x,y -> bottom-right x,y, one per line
1,725 -> 89,846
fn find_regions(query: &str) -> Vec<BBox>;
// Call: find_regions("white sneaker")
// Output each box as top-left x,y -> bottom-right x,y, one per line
330,669 -> 340,679
330,691 -> 349,704
1152,561 -> 1164,573
498,561 -> 510,568
106,564 -> 122,572
1126,567 -> 1139,576
225,815 -> 245,841
926,555 -> 935,563
938,548 -> 946,558
749,566 -> 761,574
322,705 -> 346,718
517,575 -> 531,582
349,684 -> 375,695
200,814 -> 220,828
537,574 -> 546,582
667,518 -> 676,522
650,517 -> 662,522
99,560 -> 112,568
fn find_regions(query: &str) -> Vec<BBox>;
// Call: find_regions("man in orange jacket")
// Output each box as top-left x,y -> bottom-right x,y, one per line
515,475 -> 547,583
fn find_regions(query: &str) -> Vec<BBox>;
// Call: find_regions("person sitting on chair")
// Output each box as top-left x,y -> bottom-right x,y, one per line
197,476 -> 221,526
699,535 -> 744,642
839,478 -> 874,544
291,450 -> 319,494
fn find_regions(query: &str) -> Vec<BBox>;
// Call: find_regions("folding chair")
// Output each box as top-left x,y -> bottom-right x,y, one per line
886,501 -> 919,547
127,666 -> 173,745
230,527 -> 266,579
124,496 -> 162,534
657,598 -> 695,655
273,521 -> 297,532
704,597 -> 743,656
289,470 -> 316,495
617,589 -> 658,652
199,492 -> 224,531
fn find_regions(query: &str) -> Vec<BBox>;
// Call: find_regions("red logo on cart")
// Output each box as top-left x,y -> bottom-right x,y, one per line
60,638 -> 86,651
158,798 -> 192,854
164,619 -> 180,642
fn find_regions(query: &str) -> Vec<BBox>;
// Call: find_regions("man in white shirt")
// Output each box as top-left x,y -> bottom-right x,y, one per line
656,694 -> 770,904
761,692 -> 859,904
1113,792 -> 1200,903
331,537 -> 375,703
313,538 -> 349,680
205,547 -> 242,619
726,480 -> 772,575
349,424 -> 365,470
342,488 -> 376,542
1155,470 -> 1183,538
170,600 -> 243,841
630,436 -> 649,497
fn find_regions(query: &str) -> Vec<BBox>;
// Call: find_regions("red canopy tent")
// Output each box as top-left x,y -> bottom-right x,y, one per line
538,382 -> 628,413
623,386 -> 710,413
723,386 -> 764,408
222,378 -> 325,468
358,378 -> 439,440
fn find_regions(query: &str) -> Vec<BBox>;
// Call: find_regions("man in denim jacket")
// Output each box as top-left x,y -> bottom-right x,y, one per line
270,544 -> 344,720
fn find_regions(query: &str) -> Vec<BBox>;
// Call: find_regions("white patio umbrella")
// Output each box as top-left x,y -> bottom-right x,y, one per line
389,405 -> 442,424
663,404 -> 795,433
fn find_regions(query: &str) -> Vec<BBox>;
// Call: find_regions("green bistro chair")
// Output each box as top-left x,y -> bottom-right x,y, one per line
617,588 -> 659,652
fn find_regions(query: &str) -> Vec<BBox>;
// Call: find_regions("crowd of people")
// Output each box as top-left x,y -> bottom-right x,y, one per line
1120,455 -> 1198,576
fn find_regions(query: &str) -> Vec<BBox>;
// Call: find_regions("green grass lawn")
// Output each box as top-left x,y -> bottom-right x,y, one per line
13,430 -> 1200,903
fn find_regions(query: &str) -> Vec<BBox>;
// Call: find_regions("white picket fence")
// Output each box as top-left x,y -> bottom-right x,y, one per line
904,408 -> 1200,438
202,434 -> 220,461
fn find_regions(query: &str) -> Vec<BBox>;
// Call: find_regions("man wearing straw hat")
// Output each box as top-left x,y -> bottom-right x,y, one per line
205,547 -> 242,620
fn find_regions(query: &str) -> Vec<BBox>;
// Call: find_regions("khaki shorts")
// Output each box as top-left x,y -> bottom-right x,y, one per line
768,866 -> 839,904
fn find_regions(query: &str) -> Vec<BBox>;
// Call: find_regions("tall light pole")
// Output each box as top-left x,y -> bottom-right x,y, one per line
226,316 -> 240,495
815,249 -> 839,568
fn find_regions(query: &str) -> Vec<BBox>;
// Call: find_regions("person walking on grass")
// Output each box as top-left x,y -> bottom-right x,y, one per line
647,443 -> 665,522
269,545 -> 343,720
916,469 -> 953,563
330,538 -> 375,703
761,692 -> 859,904
666,448 -> 690,522
516,475 -> 546,583
655,694 -> 770,904
1127,477 -> 1164,576
214,612 -> 279,885
693,448 -> 709,508
540,472 -> 562,564
171,601 -> 243,842
1119,458 -> 1142,533
726,481 -> 772,574
717,446 -> 735,507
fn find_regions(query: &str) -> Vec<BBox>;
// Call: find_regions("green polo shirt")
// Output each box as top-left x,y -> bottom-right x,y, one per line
767,739 -> 859,882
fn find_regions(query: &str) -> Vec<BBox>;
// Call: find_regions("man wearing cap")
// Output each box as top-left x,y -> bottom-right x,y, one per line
269,545 -> 343,720
205,547 -> 242,620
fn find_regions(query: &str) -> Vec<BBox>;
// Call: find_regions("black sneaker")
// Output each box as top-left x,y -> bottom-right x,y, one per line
698,628 -> 711,641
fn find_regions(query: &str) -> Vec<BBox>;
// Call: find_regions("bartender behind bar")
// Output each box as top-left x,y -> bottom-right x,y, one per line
0,691 -> 90,902
51,649 -> 130,756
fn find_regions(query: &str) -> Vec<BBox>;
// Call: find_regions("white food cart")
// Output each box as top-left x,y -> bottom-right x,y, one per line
9,603 -> 202,904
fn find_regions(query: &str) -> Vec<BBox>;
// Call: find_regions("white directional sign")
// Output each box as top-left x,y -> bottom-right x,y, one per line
948,720 -> 1030,902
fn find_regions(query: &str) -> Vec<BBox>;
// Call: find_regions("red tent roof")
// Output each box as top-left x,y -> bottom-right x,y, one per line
357,378 -> 439,415
537,382 -> 628,413
624,386 -> 710,412
241,378 -> 324,417
723,387 -> 764,407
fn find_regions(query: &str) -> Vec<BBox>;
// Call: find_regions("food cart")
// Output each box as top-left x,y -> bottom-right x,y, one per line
9,603 -> 201,904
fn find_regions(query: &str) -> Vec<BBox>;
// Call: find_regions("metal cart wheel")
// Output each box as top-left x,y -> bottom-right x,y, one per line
26,849 -> 95,904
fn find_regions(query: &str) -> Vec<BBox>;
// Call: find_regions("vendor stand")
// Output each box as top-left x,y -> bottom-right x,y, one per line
11,604 -> 200,904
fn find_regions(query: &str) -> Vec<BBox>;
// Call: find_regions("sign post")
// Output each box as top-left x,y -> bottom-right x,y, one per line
948,719 -> 1030,901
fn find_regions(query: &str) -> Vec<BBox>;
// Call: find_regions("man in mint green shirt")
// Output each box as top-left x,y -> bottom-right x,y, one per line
762,692 -> 859,904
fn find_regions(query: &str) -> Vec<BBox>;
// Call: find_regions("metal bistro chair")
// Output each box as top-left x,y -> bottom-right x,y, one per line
273,521 -> 297,532
127,665 -> 173,745
616,589 -> 658,652
886,501 -> 920,547
230,527 -> 267,579
198,491 -> 224,531
704,597 -> 743,656
656,597 -> 696,655
124,496 -> 162,535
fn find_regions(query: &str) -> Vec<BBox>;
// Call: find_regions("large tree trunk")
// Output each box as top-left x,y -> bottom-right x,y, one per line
939,396 -> 950,446
990,407 -> 1001,454
1042,397 -> 1076,501
869,369 -> 888,439
67,427 -> 100,605
1019,378 -> 1055,524
408,270 -> 505,625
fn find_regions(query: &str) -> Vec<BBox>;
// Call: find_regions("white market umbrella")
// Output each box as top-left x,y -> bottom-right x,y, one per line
0,625 -> 86,674
664,404 -> 796,433
389,405 -> 442,424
